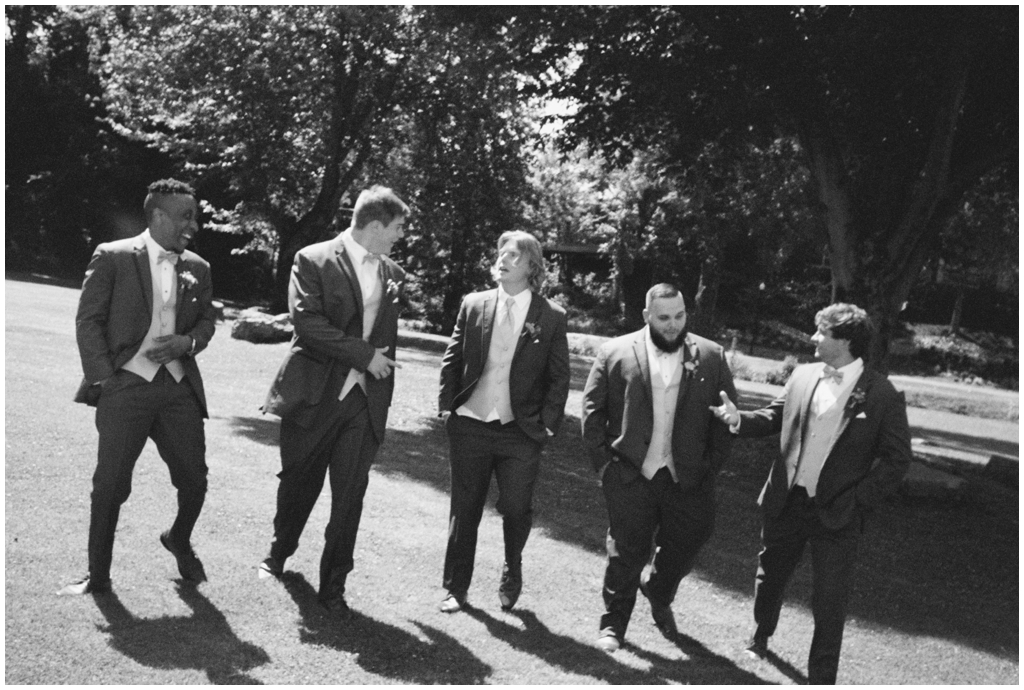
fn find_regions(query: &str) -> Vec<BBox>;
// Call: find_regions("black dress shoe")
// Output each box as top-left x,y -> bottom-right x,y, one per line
745,632 -> 769,659
498,562 -> 522,610
640,579 -> 678,637
160,531 -> 207,583
258,556 -> 284,580
596,628 -> 621,653
319,594 -> 353,621
57,575 -> 111,596
440,591 -> 467,613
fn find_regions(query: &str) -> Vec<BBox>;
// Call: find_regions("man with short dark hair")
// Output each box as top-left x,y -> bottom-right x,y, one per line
260,185 -> 409,619
712,302 -> 912,684
438,230 -> 570,613
582,283 -> 736,652
61,179 -> 216,595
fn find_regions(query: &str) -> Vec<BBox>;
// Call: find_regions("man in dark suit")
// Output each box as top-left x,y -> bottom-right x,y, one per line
711,302 -> 912,684
61,179 -> 217,596
260,185 -> 409,618
581,283 -> 736,652
438,230 -> 570,613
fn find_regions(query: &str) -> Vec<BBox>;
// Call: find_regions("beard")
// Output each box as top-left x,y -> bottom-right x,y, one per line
649,326 -> 687,353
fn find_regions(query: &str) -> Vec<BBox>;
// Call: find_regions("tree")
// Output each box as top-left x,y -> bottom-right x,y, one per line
97,6 -> 415,310
363,10 -> 533,335
503,6 -> 1018,368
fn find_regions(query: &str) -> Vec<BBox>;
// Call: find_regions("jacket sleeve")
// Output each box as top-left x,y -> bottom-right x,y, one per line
75,246 -> 117,383
438,296 -> 468,414
581,346 -> 615,473
854,387 -> 913,510
183,259 -> 216,357
289,250 -> 375,370
706,351 -> 738,475
736,375 -> 792,438
540,308 -> 570,435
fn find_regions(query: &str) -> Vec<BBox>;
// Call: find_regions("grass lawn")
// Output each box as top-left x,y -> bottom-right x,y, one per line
5,277 -> 1019,684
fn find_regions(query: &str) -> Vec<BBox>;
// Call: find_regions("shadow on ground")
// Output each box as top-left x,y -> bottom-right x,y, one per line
279,572 -> 492,684
466,607 -> 773,684
94,585 -> 269,684
366,413 -> 1019,665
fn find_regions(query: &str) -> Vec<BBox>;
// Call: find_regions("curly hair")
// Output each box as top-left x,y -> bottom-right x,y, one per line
144,179 -> 196,222
815,303 -> 874,360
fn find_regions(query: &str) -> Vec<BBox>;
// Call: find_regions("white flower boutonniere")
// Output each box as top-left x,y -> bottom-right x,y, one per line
523,321 -> 541,343
177,269 -> 198,295
683,360 -> 698,380
846,388 -> 867,415
386,278 -> 402,304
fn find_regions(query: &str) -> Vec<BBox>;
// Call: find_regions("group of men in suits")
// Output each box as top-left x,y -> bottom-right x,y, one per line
62,179 -> 911,684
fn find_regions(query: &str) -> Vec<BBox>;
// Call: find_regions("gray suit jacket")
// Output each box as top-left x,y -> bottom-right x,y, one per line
736,362 -> 912,529
74,233 -> 216,416
262,234 -> 405,442
581,330 -> 736,493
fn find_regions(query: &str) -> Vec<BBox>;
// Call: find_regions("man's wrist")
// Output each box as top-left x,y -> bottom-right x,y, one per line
187,335 -> 197,356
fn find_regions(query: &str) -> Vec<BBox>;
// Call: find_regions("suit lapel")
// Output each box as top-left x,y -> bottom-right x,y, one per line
787,365 -> 821,486
479,290 -> 496,357
334,239 -> 364,317
674,335 -> 699,411
132,235 -> 153,318
822,368 -> 874,462
632,331 -> 652,402
512,293 -> 542,361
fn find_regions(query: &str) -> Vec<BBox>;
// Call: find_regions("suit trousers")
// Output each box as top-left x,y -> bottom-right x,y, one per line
442,413 -> 542,596
753,486 -> 861,685
270,386 -> 380,602
89,367 -> 208,584
600,465 -> 714,637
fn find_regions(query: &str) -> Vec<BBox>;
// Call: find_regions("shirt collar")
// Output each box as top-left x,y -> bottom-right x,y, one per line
497,285 -> 532,313
823,357 -> 864,390
341,228 -> 372,266
141,229 -> 167,265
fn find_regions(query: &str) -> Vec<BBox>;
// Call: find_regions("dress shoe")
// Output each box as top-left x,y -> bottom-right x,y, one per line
160,531 -> 207,583
320,594 -> 353,621
640,579 -> 678,637
745,632 -> 769,659
596,628 -> 621,653
258,556 -> 284,580
498,562 -> 522,610
439,591 -> 466,614
57,575 -> 111,596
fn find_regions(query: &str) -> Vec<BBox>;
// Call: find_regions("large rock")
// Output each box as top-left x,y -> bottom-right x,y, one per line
231,309 -> 293,344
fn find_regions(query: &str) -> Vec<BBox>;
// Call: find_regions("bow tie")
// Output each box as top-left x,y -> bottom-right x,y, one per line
158,250 -> 180,266
362,252 -> 380,265
821,365 -> 843,384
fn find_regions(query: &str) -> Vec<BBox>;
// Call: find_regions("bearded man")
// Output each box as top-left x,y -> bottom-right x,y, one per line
581,283 -> 736,653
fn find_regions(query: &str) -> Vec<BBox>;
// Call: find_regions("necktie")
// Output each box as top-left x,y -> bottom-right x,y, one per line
362,252 -> 379,265
158,250 -> 179,266
822,365 -> 843,384
497,297 -> 516,344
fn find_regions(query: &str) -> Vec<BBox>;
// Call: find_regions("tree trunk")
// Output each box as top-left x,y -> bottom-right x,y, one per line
949,284 -> 965,334
690,253 -> 720,338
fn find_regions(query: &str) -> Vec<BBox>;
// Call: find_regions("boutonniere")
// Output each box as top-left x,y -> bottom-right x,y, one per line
683,339 -> 700,380
177,269 -> 198,294
386,278 -> 402,304
846,388 -> 867,414
523,321 -> 541,343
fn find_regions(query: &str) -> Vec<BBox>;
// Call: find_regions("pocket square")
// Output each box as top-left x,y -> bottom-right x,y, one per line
855,412 -> 867,419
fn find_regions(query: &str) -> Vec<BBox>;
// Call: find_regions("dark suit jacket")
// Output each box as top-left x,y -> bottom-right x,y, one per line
581,330 -> 737,493
736,362 -> 912,530
262,234 -> 405,442
74,233 -> 216,416
438,289 -> 570,444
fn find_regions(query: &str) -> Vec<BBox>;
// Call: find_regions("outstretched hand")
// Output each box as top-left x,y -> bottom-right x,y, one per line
709,390 -> 740,427
367,347 -> 401,380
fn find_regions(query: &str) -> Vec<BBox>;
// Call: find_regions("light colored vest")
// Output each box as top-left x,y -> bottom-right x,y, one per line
460,299 -> 518,424
642,356 -> 683,481
793,382 -> 854,496
122,265 -> 184,382
340,262 -> 383,400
